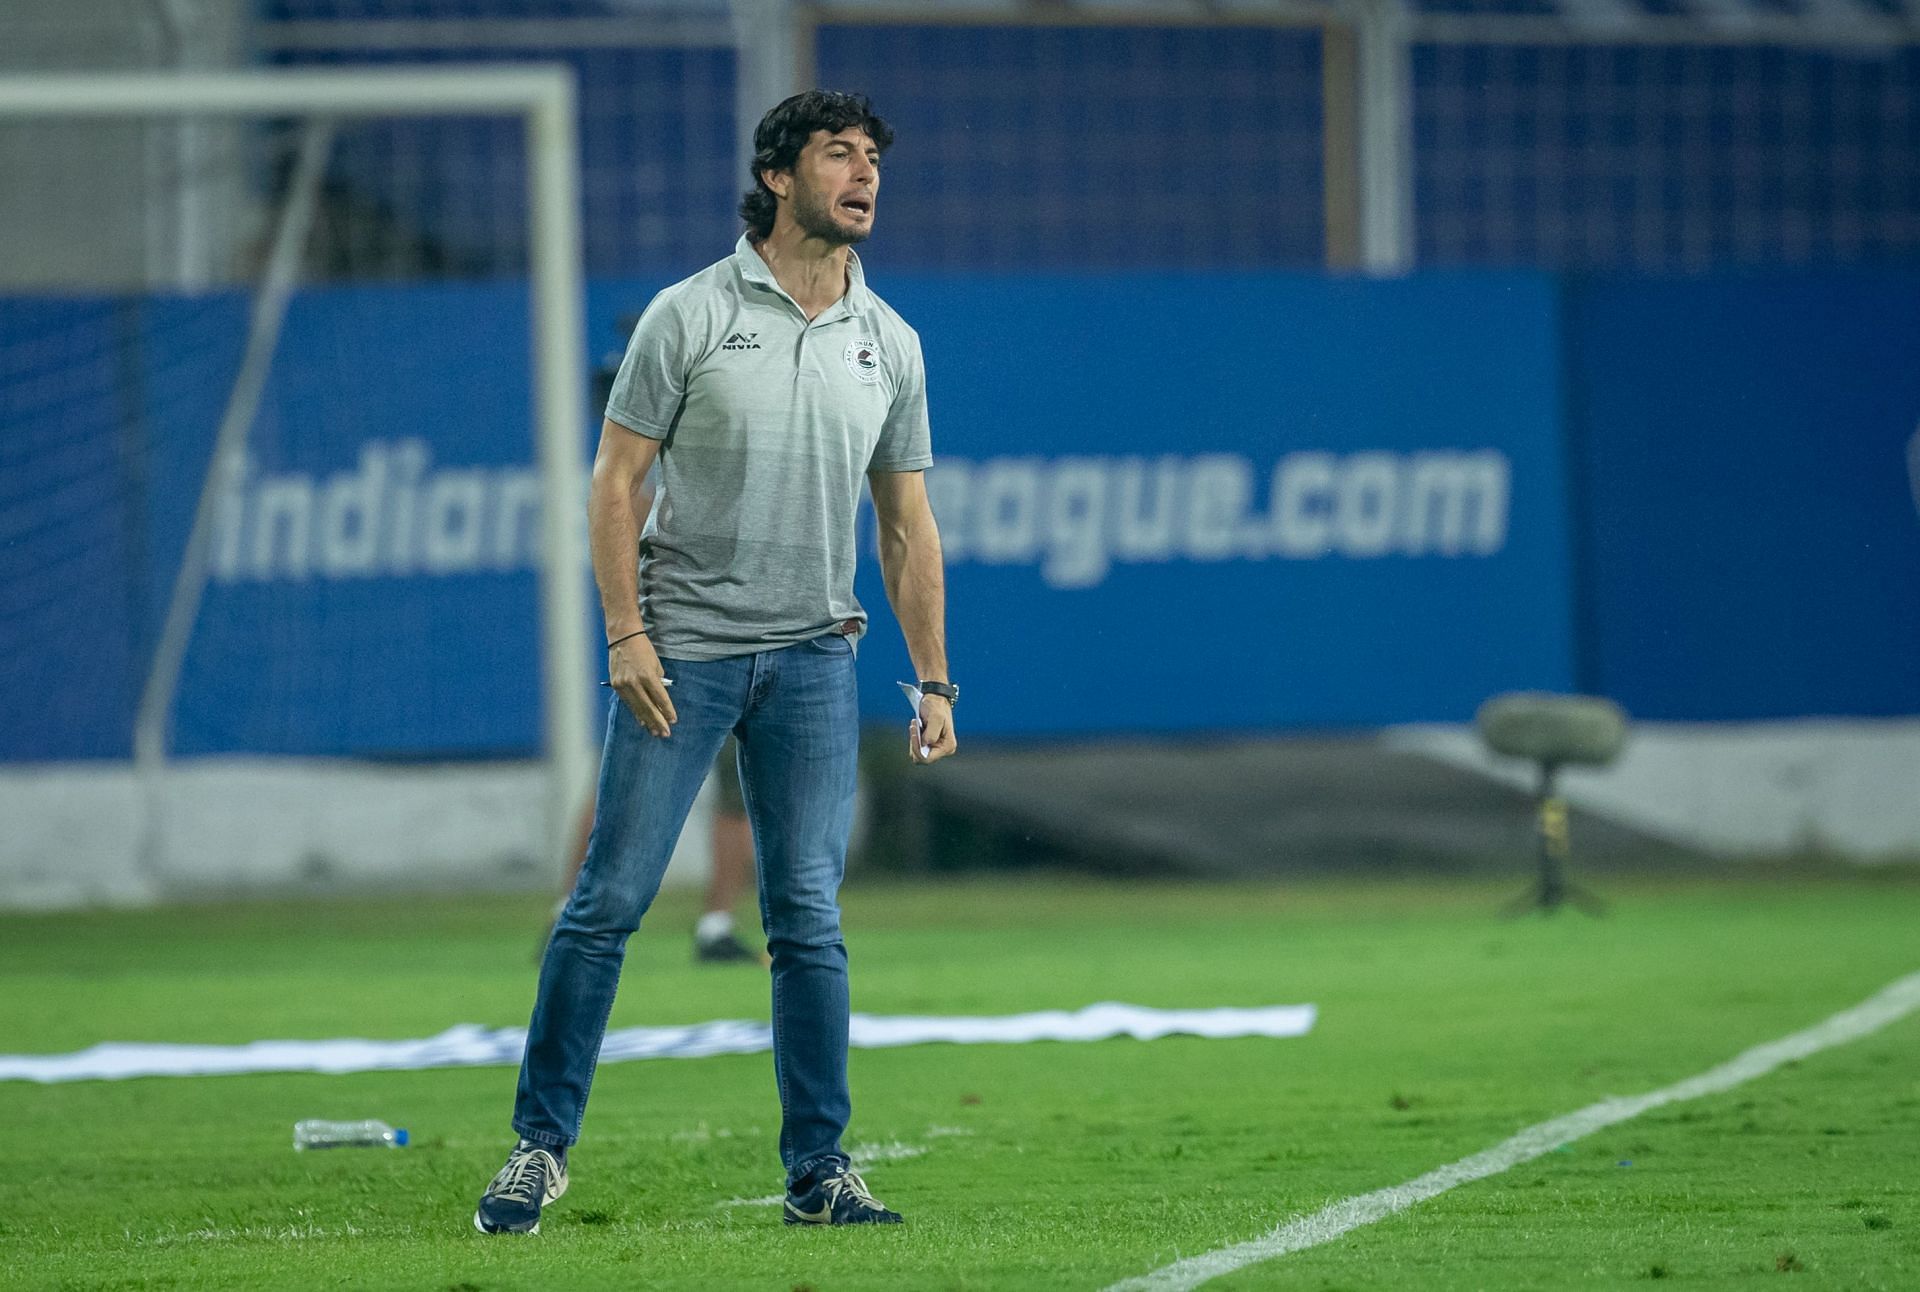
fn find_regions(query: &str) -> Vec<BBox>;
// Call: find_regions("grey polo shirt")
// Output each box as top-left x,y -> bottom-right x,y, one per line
604,234 -> 933,660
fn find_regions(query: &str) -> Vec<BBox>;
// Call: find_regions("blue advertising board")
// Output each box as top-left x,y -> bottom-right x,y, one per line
0,299 -> 147,761
1568,273 -> 1920,720
1,284 -> 554,761
4,271 -> 1575,759
11,269 -> 1917,762
851,273 -> 1576,735
158,284 -> 551,757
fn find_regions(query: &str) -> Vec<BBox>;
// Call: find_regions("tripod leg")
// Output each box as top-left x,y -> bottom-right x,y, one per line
1501,886 -> 1544,918
1563,882 -> 1609,917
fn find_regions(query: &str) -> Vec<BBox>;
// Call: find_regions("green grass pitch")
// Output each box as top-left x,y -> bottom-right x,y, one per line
1,872 -> 1916,1290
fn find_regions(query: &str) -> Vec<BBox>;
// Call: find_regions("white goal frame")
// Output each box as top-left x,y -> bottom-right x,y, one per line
0,68 -> 595,884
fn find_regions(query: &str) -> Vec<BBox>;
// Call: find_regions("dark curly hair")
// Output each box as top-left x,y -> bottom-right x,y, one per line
739,90 -> 894,241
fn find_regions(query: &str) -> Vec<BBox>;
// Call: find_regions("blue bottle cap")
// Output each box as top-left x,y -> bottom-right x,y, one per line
394,1128 -> 410,1146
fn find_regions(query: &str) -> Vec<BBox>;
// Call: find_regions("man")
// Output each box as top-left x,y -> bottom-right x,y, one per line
475,89 -> 956,1234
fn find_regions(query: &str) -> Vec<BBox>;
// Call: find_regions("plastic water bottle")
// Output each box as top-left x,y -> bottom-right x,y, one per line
293,1119 -> 409,1150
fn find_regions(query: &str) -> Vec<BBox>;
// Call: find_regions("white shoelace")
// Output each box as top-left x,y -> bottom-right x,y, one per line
489,1148 -> 558,1205
822,1169 -> 887,1212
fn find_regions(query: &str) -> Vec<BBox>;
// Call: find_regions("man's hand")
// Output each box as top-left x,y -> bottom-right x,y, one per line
910,695 -> 957,764
610,633 -> 676,738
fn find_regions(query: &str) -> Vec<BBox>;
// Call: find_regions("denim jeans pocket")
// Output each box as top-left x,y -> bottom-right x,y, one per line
804,631 -> 856,658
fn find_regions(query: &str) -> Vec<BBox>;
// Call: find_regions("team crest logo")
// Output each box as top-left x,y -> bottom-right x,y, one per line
843,338 -> 883,385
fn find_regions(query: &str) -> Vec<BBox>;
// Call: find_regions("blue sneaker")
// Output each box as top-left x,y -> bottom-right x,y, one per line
473,1141 -> 568,1234
782,1162 -> 902,1226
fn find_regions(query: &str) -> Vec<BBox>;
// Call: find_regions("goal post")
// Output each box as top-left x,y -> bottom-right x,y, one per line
0,67 -> 595,893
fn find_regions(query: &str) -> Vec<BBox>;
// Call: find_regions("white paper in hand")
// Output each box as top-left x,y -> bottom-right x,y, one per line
896,681 -> 932,758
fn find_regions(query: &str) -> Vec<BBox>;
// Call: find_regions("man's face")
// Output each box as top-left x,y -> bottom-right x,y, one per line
776,127 -> 880,245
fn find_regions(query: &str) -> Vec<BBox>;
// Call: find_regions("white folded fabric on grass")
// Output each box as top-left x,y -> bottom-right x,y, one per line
0,1002 -> 1316,1084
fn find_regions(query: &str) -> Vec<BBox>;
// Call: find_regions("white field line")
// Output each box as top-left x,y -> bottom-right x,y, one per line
128,1220 -> 364,1247
1106,969 -> 1920,1292
848,1139 -> 938,1165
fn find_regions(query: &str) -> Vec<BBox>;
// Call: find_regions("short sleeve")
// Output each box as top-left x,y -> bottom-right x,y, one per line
868,328 -> 933,472
604,290 -> 694,440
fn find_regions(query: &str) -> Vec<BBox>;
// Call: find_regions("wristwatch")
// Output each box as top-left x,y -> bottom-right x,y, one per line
918,680 -> 959,707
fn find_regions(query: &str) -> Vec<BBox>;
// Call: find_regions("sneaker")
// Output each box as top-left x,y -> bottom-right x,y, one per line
693,929 -> 760,964
473,1141 -> 568,1235
782,1162 -> 902,1226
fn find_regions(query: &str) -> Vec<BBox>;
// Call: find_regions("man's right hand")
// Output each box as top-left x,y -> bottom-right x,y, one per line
609,632 -> 677,738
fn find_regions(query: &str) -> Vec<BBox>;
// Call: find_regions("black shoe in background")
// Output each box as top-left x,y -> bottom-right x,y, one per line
693,929 -> 760,964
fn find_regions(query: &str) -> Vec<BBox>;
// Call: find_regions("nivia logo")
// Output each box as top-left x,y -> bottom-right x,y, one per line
721,331 -> 761,351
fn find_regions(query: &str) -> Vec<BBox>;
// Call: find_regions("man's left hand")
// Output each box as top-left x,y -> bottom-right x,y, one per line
910,696 -> 957,765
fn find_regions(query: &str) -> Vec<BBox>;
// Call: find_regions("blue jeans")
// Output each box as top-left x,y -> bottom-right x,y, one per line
512,632 -> 860,1187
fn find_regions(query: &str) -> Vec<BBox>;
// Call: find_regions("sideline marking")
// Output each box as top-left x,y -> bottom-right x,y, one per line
1106,970 -> 1920,1292
128,1220 -> 363,1247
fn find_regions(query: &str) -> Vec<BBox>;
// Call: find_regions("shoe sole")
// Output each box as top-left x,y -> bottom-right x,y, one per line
473,1173 -> 568,1235
473,1211 -> 539,1235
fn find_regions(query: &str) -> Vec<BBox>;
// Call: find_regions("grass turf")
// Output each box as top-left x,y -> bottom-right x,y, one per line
0,872 -> 1916,1290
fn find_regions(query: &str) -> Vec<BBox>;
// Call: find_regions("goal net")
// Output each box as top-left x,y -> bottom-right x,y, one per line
0,69 -> 593,906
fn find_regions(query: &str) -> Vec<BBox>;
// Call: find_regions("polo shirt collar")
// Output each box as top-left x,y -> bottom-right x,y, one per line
732,233 -> 871,318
